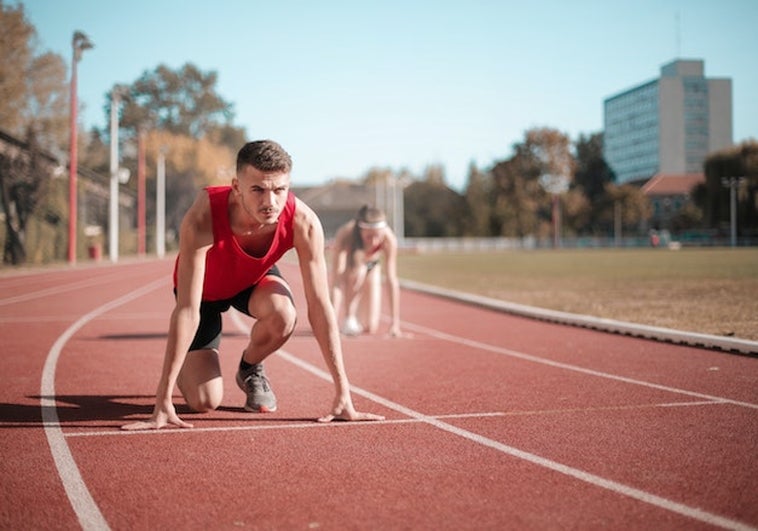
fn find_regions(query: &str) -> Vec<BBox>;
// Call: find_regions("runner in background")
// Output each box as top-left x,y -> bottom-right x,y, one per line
330,205 -> 403,337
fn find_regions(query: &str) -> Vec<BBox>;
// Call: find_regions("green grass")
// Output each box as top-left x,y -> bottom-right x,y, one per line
397,247 -> 758,341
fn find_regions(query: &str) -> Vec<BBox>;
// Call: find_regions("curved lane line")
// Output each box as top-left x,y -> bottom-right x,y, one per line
230,311 -> 756,531
41,278 -> 167,531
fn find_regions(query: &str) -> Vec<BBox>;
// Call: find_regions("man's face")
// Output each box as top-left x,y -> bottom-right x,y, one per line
233,164 -> 290,226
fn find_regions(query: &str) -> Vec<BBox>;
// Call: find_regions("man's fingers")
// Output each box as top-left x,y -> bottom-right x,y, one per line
120,418 -> 194,431
121,421 -> 159,431
317,411 -> 385,423
356,412 -> 385,421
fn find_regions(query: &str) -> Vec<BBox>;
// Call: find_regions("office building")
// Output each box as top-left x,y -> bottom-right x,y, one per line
603,59 -> 732,184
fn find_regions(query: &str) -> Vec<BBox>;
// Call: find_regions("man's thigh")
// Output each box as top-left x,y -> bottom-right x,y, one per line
245,275 -> 295,318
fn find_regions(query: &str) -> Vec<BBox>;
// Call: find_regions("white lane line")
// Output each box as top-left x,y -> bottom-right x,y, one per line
41,278 -> 168,531
57,399 -> 726,439
230,311 -> 755,531
402,321 -> 758,410
1,272 -> 132,306
64,412 -> 508,438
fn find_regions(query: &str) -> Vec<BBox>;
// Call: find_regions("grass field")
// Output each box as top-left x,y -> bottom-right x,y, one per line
397,247 -> 758,342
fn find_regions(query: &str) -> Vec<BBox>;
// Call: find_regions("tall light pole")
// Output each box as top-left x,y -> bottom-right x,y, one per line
137,129 -> 146,256
156,146 -> 167,258
67,31 -> 93,264
539,174 -> 569,248
108,86 -> 125,262
722,176 -> 745,248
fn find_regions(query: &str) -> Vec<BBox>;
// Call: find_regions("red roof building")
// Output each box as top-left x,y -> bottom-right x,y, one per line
641,173 -> 704,229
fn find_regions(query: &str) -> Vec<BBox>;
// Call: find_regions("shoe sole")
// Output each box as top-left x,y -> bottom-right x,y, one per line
243,403 -> 277,413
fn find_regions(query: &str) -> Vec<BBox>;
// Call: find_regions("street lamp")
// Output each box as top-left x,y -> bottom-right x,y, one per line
108,85 -> 126,262
156,146 -> 167,258
721,176 -> 745,248
539,174 -> 569,248
68,30 -> 93,264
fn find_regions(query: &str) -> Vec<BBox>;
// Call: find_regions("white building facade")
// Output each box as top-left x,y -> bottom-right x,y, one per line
603,59 -> 733,184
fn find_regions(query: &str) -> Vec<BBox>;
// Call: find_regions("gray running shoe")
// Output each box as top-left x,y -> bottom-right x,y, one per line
235,363 -> 277,412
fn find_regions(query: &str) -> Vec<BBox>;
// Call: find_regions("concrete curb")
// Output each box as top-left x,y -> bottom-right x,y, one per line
400,279 -> 758,356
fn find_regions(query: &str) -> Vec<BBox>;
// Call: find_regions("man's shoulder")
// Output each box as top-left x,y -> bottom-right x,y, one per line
290,197 -> 325,241
292,196 -> 316,223
181,190 -> 214,239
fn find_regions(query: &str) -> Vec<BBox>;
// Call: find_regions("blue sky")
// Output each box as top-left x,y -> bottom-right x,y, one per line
18,0 -> 758,190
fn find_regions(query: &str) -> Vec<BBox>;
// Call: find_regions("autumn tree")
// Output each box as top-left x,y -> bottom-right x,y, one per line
595,183 -> 652,236
140,129 -> 236,243
84,63 -> 248,251
111,63 -> 245,149
488,128 -> 575,239
0,2 -> 69,264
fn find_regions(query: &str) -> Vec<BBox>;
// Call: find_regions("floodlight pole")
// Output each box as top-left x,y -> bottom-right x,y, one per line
68,31 -> 93,264
108,87 -> 123,262
156,147 -> 167,258
722,177 -> 745,248
137,130 -> 146,256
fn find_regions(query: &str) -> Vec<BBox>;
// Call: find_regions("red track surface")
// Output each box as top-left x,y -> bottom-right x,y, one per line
1,257 -> 757,530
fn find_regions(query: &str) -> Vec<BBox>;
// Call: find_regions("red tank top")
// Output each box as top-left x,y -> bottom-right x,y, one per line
174,186 -> 297,301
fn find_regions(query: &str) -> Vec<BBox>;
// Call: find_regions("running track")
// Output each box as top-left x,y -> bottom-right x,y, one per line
1,257 -> 757,530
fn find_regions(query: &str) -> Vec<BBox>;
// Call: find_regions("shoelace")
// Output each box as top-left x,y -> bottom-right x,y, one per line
244,372 -> 270,393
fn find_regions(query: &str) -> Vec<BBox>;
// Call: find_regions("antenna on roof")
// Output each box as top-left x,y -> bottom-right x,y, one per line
675,11 -> 681,58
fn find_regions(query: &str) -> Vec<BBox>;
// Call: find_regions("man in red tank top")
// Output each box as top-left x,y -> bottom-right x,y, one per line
123,140 -> 384,430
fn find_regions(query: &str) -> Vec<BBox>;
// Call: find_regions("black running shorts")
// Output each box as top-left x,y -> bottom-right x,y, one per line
178,265 -> 288,352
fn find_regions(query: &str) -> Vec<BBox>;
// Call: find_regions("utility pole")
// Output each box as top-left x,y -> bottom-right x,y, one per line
722,177 -> 745,247
156,147 -> 167,258
108,87 -> 122,262
68,31 -> 93,264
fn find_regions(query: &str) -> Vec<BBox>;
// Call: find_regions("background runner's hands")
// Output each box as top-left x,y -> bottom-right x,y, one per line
121,402 -> 194,431
387,326 -> 412,339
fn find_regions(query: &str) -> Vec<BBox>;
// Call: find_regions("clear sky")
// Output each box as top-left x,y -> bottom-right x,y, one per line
17,0 -> 758,190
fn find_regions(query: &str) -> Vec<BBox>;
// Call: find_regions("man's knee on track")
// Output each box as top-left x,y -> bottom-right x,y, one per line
185,391 -> 222,413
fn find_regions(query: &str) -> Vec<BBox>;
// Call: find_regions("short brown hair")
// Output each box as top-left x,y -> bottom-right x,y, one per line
236,140 -> 292,173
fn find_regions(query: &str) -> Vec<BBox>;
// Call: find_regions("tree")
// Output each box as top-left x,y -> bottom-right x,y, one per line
488,128 -> 575,239
0,1 -> 31,135
404,165 -> 466,237
490,157 -> 543,237
140,129 -> 236,244
699,140 -> 758,233
573,132 -> 615,233
112,63 -> 245,150
595,183 -> 651,235
463,162 -> 494,236
0,2 -> 69,264
0,131 -> 48,264
573,133 -> 615,200
0,2 -> 68,151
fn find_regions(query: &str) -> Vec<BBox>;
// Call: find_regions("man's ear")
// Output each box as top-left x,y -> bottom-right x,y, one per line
231,176 -> 240,195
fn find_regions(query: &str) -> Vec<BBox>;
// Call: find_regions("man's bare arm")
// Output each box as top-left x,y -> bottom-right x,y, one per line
293,199 -> 384,422
122,191 -> 212,430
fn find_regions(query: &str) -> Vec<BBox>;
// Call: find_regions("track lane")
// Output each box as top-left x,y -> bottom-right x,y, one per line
1,258 -> 756,529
